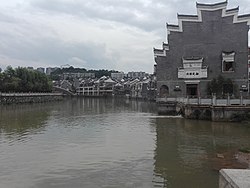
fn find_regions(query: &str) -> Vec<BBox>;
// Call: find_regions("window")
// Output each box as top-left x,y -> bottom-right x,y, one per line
223,61 -> 234,72
222,52 -> 235,72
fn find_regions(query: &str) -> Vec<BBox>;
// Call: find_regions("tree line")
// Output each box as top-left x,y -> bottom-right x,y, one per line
0,66 -> 52,92
50,66 -> 119,80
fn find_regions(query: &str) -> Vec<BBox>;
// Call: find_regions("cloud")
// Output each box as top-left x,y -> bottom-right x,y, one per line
0,1 -> 162,72
0,32 -> 116,70
0,12 -> 20,23
0,0 -> 249,73
30,0 -> 173,32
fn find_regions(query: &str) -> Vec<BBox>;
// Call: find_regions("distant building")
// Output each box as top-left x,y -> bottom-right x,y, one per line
46,67 -> 59,75
36,67 -> 45,74
76,77 -> 116,97
154,1 -> 250,97
127,72 -> 146,79
75,76 -> 157,100
27,67 -> 34,70
111,72 -> 124,80
63,72 -> 95,80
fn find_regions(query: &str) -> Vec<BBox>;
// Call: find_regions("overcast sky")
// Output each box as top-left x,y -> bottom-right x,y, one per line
0,0 -> 249,73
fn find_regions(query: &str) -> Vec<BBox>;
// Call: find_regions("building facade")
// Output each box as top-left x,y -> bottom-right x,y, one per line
154,1 -> 250,98
111,72 -> 125,80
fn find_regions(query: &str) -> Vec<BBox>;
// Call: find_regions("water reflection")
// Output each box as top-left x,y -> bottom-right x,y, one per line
0,104 -> 53,143
154,118 -> 250,188
67,97 -> 157,115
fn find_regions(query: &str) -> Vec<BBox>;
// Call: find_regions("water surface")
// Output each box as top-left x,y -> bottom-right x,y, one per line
0,98 -> 249,188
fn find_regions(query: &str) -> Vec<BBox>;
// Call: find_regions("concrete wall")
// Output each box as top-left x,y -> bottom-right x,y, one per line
184,105 -> 212,120
219,169 -> 250,188
211,106 -> 250,121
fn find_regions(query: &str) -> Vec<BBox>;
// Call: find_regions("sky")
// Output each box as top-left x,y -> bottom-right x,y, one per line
0,0 -> 249,73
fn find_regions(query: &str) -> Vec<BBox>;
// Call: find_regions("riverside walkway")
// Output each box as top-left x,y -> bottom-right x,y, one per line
0,92 -> 64,104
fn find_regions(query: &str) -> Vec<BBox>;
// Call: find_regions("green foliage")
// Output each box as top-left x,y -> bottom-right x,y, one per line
0,66 -> 52,92
207,75 -> 234,96
51,66 -> 87,75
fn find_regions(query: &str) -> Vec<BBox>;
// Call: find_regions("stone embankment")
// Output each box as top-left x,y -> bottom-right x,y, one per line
157,97 -> 250,122
0,93 -> 64,104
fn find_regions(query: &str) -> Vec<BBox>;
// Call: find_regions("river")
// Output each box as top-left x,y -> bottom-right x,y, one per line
0,98 -> 249,188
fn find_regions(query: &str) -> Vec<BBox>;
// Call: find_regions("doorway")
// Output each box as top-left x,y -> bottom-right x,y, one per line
186,84 -> 198,97
159,85 -> 169,97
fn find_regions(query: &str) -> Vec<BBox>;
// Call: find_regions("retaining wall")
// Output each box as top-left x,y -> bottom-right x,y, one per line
157,101 -> 250,122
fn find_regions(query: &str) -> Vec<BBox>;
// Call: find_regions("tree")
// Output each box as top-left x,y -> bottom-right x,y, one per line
5,66 -> 15,77
207,75 -> 234,96
50,66 -> 120,80
0,66 -> 52,92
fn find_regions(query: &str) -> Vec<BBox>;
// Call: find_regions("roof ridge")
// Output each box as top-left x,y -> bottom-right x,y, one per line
196,0 -> 227,7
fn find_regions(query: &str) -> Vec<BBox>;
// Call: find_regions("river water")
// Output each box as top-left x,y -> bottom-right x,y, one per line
0,98 -> 250,188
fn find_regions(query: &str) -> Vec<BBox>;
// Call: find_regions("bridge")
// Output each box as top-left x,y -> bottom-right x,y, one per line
52,86 -> 75,96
